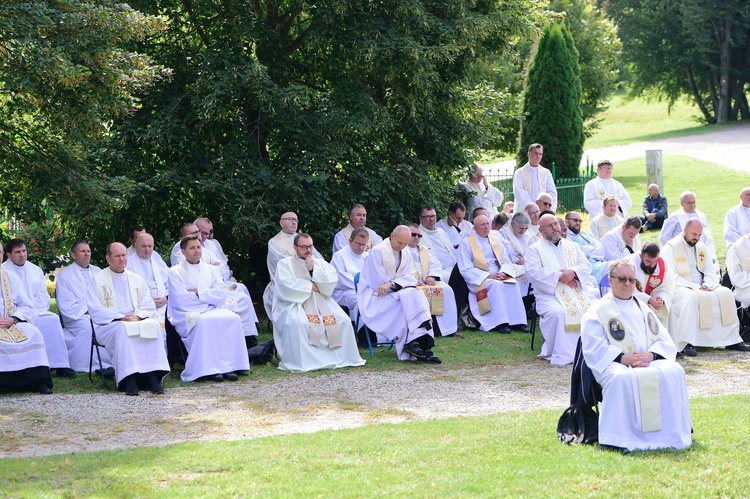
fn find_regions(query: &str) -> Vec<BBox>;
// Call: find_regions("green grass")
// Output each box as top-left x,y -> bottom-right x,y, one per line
584,92 -> 723,149
2,394 -> 748,497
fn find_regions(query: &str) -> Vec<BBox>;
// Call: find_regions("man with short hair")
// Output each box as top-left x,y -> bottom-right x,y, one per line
584,160 -> 632,218
662,219 -> 750,356
641,184 -> 668,231
628,242 -> 674,327
524,202 -> 541,238
500,211 -> 533,296
536,192 -> 554,214
513,143 -> 557,212
331,227 -> 370,322
272,233 -> 366,372
565,212 -> 596,257
581,258 -> 692,452
503,201 -> 514,215
457,215 -> 527,333
358,225 -> 441,363
407,224 -> 458,337
437,201 -> 474,249
590,216 -> 643,263
263,211 -> 323,317
126,233 -> 169,332
723,187 -> 750,247
589,196 -> 625,240
0,241 -> 53,394
194,218 -> 226,264
332,204 -> 383,254
471,207 -> 489,221
526,214 -> 596,365
2,239 -> 74,378
418,206 -> 456,282
57,240 -> 113,372
167,235 -> 250,382
660,190 -> 718,266
86,242 -> 169,395
462,166 -> 504,221
126,225 -> 146,257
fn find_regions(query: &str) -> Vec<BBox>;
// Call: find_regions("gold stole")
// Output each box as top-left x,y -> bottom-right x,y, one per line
95,269 -> 158,339
522,164 -> 550,194
593,177 -> 623,199
594,214 -> 621,239
0,270 -> 27,343
669,238 -> 734,329
595,295 -> 662,433
412,245 -> 444,316
270,231 -> 295,258
468,233 -> 505,315
739,237 -> 750,272
291,257 -> 340,348
544,240 -> 592,332
376,239 -> 408,279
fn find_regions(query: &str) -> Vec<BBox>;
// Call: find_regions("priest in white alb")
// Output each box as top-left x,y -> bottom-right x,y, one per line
589,216 -> 643,265
407,224 -> 458,337
358,225 -> 441,363
659,190 -> 718,268
661,219 -> 750,356
437,202 -> 474,249
86,242 -> 169,395
56,240 -> 113,372
581,259 -> 692,452
513,143 -> 558,213
501,211 -> 533,296
167,234 -> 250,382
125,233 -> 169,334
458,215 -> 527,333
583,160 -> 632,218
526,214 -> 596,365
331,227 -> 369,322
589,196 -> 625,240
272,233 -> 365,372
418,205 -> 457,282
332,204 -> 383,254
727,233 -> 750,309
723,187 -> 750,247
2,238 -> 74,377
461,166 -> 504,220
628,242 -> 674,328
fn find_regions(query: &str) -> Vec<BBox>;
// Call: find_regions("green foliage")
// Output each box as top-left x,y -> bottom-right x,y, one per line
8,218 -> 70,273
517,24 -> 584,178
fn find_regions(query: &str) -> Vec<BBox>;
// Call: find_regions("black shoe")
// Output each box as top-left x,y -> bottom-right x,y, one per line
405,340 -> 426,359
442,332 -> 464,338
494,324 -> 511,334
726,342 -> 750,352
223,372 -> 239,381
511,324 -> 530,333
245,335 -> 259,349
95,367 -> 116,379
422,350 -> 442,364
123,376 -> 139,396
599,443 -> 628,454
146,373 -> 165,395
676,351 -> 685,359
38,383 -> 53,395
211,374 -> 224,382
683,344 -> 697,357
55,368 -> 77,378
236,370 -> 251,376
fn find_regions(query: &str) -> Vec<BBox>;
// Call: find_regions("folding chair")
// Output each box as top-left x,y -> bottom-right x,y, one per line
88,318 -> 109,388
353,272 -> 395,358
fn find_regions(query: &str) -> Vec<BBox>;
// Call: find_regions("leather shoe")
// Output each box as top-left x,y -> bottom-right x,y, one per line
423,350 -> 442,364
443,332 -> 464,338
211,374 -> 224,382
55,368 -> 77,378
147,373 -> 165,395
726,342 -> 750,352
405,341 -> 426,359
683,344 -> 697,357
511,324 -> 530,333
223,372 -> 239,381
122,375 -> 139,396
676,351 -> 685,359
493,324 -> 511,334
38,384 -> 53,395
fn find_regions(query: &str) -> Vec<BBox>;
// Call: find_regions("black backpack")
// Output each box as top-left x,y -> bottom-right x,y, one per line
248,340 -> 276,365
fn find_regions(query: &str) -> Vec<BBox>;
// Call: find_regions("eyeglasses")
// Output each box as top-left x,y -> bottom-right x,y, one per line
540,223 -> 558,229
351,241 -> 367,248
540,201 -> 552,207
295,244 -> 314,250
420,215 -> 436,219
281,217 -> 298,222
611,276 -> 637,284
411,233 -> 423,238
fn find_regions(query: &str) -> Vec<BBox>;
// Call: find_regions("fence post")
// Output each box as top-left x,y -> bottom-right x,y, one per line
645,150 -> 663,193
551,162 -> 556,178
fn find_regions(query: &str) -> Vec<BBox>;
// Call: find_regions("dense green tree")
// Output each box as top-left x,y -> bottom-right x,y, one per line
0,1 -> 167,232
517,24 -> 584,178
606,0 -> 750,124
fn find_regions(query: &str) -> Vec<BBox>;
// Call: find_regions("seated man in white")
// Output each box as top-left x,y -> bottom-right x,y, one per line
590,216 -> 643,263
513,142 -> 557,212
437,201 -> 474,249
331,227 -> 369,322
56,240 -> 113,372
171,222 -> 259,346
524,202 -> 542,238
332,204 -> 383,254
526,214 -> 596,365
458,215 -> 527,333
125,233 -> 169,333
462,166 -> 503,220
167,234 -> 250,382
2,238 -> 74,378
723,187 -> 750,247
536,192 -> 554,214
581,259 -> 692,452
565,212 -> 596,256
727,232 -> 750,309
264,211 -> 323,317
206,224 -> 228,263
589,196 -> 625,240
407,224 -> 459,338
358,225 -> 441,363
660,190 -> 718,267
126,225 -> 145,257
583,159 -> 632,218
0,241 -> 53,394
419,205 -> 456,283
662,219 -> 750,357
628,242 -> 674,328
194,217 -> 227,264
86,243 -> 169,395
194,217 -> 255,299
501,211 -> 533,296
272,233 -> 365,373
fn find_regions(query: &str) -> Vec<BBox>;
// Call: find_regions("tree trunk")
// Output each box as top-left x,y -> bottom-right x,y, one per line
707,76 -> 719,122
686,70 -> 714,123
715,19 -> 732,124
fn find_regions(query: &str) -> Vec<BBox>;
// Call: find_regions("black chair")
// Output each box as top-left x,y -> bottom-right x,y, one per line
88,319 -> 109,388
525,285 -> 539,350
165,315 -> 188,370
353,273 -> 395,358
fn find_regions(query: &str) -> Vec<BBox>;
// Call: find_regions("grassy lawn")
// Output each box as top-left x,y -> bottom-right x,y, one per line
2,394 -> 748,497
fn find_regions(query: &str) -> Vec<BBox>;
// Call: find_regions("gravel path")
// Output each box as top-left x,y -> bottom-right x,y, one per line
2,350 -> 749,458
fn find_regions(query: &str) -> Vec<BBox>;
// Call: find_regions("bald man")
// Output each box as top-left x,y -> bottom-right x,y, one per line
358,225 -> 441,363
125,233 -> 170,332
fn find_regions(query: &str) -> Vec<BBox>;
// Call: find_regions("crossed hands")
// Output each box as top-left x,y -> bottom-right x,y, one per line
621,352 -> 654,368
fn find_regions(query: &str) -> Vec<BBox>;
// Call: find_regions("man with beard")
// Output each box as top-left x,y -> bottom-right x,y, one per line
627,242 -> 674,328
662,219 -> 750,357
565,212 -> 596,257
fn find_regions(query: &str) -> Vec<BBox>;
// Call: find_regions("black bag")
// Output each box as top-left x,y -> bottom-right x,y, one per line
557,403 -> 599,445
248,340 -> 275,365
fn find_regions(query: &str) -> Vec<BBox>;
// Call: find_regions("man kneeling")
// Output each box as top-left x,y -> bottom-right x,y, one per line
581,259 -> 692,452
